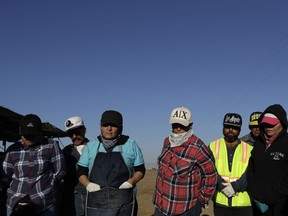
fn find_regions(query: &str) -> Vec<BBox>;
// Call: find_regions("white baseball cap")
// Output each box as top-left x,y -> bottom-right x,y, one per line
65,116 -> 84,131
169,107 -> 192,126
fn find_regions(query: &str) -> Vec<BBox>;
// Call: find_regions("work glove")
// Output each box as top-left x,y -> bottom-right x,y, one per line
86,182 -> 101,192
222,182 -> 235,198
119,181 -> 133,189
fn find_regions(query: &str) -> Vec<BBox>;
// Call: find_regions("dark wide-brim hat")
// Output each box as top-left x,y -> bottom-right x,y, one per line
101,110 -> 123,128
20,114 -> 42,136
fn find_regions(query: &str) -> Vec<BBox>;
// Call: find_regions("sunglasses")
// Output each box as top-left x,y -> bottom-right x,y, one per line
67,128 -> 83,137
224,125 -> 240,130
172,123 -> 190,130
261,123 -> 278,129
24,135 -> 38,140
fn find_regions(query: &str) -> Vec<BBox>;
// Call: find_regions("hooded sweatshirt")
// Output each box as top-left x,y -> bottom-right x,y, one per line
247,104 -> 288,205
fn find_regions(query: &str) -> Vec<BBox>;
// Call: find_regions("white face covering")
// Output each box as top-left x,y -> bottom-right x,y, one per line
75,145 -> 86,155
169,129 -> 194,148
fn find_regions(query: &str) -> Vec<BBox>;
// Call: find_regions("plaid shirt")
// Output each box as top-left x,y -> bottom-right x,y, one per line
3,138 -> 66,211
153,134 -> 217,215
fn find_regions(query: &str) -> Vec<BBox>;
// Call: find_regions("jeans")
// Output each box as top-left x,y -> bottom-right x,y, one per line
214,205 -> 252,216
154,202 -> 202,216
75,192 -> 86,216
7,204 -> 56,216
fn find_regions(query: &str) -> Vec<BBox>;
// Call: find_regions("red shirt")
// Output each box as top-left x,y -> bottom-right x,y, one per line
153,134 -> 217,215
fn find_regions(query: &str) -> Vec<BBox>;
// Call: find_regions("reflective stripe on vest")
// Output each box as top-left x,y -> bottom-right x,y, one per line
210,138 -> 253,207
215,139 -> 248,163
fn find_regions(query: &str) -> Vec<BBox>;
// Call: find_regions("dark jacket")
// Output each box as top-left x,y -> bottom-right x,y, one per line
247,104 -> 288,205
62,144 -> 87,193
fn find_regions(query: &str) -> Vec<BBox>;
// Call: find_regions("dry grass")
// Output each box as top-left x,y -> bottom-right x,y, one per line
137,169 -> 214,216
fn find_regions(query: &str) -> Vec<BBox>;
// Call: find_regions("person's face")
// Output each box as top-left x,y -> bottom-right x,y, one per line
172,123 -> 191,134
250,125 -> 260,138
67,127 -> 86,146
101,124 -> 120,140
21,135 -> 41,146
223,125 -> 240,142
262,123 -> 283,137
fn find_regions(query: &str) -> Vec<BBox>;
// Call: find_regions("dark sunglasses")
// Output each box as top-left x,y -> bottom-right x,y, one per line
67,128 -> 83,137
172,123 -> 190,131
24,135 -> 38,140
224,125 -> 240,130
249,125 -> 259,129
261,123 -> 278,129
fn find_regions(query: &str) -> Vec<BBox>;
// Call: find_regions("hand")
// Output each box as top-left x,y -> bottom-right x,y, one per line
119,181 -> 133,189
204,203 -> 209,209
222,182 -> 235,198
86,182 -> 101,192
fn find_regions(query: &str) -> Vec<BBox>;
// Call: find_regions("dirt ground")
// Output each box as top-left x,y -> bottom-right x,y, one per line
137,169 -> 214,216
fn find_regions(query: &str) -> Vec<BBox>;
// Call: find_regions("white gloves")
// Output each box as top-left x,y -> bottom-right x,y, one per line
204,203 -> 209,209
86,182 -> 101,192
86,182 -> 132,191
119,181 -> 133,189
222,182 -> 236,198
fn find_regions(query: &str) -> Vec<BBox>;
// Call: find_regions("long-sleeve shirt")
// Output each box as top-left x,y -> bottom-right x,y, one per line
153,135 -> 217,215
2,138 -> 66,211
240,133 -> 256,146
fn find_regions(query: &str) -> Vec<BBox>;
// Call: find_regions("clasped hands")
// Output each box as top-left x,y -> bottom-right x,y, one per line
221,182 -> 238,198
86,181 -> 133,192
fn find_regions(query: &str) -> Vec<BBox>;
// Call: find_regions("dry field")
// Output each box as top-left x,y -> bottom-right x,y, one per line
137,169 -> 214,216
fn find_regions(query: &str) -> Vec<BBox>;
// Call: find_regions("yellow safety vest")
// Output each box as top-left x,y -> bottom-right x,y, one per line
209,138 -> 252,207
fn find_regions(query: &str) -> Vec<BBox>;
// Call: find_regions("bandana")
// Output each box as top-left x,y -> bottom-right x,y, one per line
169,129 -> 194,148
264,133 -> 279,149
101,133 -> 121,150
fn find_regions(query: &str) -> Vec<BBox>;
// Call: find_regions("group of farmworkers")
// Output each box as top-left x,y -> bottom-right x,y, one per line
2,104 -> 288,216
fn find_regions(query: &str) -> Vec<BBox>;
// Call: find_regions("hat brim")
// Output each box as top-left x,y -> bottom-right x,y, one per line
223,123 -> 241,128
249,121 -> 259,126
66,124 -> 84,132
21,128 -> 42,136
169,119 -> 190,127
261,118 -> 280,125
101,120 -> 121,128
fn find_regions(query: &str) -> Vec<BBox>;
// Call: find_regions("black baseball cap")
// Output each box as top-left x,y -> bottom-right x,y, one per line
100,110 -> 123,128
223,113 -> 242,128
20,114 -> 42,136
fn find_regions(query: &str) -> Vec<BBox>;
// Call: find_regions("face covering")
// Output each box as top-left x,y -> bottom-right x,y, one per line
264,133 -> 279,149
169,129 -> 194,148
101,133 -> 121,150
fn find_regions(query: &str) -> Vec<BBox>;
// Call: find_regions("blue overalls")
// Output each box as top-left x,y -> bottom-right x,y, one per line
86,144 -> 134,216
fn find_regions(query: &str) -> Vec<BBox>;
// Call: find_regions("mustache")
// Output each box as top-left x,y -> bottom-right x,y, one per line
72,137 -> 82,142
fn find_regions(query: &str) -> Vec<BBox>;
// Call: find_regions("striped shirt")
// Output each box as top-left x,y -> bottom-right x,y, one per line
3,138 -> 66,211
153,135 -> 217,215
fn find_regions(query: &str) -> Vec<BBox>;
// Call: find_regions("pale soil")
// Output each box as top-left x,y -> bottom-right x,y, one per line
137,169 -> 214,216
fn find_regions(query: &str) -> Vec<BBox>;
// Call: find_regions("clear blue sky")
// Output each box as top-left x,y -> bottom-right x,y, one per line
1,1 -> 288,165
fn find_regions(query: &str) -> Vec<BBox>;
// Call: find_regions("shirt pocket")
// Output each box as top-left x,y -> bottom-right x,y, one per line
172,158 -> 193,178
